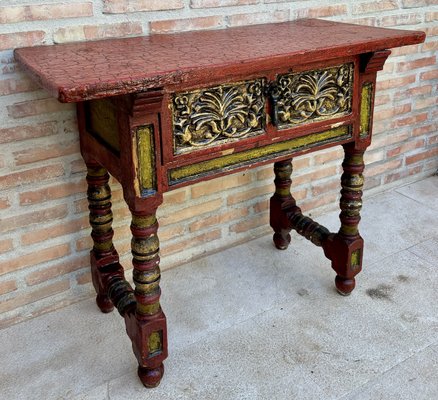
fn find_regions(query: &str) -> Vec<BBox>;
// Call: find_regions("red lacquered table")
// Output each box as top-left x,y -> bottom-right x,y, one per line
14,19 -> 425,388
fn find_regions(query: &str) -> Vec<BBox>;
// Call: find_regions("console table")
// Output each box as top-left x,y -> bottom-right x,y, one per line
14,19 -> 425,388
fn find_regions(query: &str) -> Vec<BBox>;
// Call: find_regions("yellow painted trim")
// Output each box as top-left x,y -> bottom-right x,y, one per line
170,126 -> 351,182
360,83 -> 373,138
148,331 -> 162,356
137,125 -> 156,193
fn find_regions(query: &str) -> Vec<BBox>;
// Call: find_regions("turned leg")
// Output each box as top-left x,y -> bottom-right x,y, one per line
328,144 -> 365,295
124,211 -> 167,388
270,159 -> 293,250
86,163 -> 119,313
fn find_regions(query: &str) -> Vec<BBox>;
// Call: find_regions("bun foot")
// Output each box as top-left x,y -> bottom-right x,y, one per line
273,232 -> 291,250
96,294 -> 114,313
335,275 -> 355,296
138,364 -> 164,388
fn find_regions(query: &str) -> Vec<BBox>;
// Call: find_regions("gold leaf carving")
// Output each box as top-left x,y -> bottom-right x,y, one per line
172,79 -> 267,154
271,64 -> 354,129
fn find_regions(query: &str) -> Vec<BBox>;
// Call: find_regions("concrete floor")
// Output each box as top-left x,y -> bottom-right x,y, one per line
1,176 -> 437,400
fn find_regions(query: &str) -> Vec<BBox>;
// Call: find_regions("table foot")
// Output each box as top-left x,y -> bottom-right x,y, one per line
335,275 -> 355,296
96,294 -> 114,313
273,232 -> 291,250
138,364 -> 164,388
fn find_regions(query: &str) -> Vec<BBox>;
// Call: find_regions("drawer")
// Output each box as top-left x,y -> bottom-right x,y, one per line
271,63 -> 354,130
170,78 -> 268,155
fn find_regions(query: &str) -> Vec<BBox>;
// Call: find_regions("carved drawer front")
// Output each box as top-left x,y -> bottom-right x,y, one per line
271,63 -> 354,130
171,79 -> 267,155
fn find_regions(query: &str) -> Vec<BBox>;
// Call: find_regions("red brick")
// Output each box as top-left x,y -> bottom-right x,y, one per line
20,181 -> 86,205
296,5 -> 347,18
191,173 -> 251,198
25,255 -> 89,286
191,0 -> 256,7
227,183 -> 274,205
396,56 -> 436,72
300,193 -> 338,213
425,11 -> 438,22
374,103 -> 411,121
104,0 -> 184,13
384,165 -> 423,185
414,97 -> 438,110
76,271 -> 92,285
1,204 -> 68,234
159,224 -> 185,242
353,1 -> 398,14
390,44 -> 420,57
0,31 -> 45,51
413,123 -> 437,137
424,26 -> 438,37
422,40 -> 438,52
53,22 -> 143,44
366,159 -> 403,177
0,77 -> 39,96
346,17 -> 377,26
163,188 -> 187,204
406,147 -> 438,165
0,243 -> 71,276
374,94 -> 390,107
0,280 -> 17,296
229,213 -> 269,234
428,134 -> 438,146
0,121 -> 58,144
0,281 -> 70,314
14,141 -> 79,166
252,199 -> 268,213
0,164 -> 65,190
390,112 -> 428,128
228,11 -> 290,27
420,70 -> 438,81
0,196 -> 11,210
370,131 -> 410,149
151,16 -> 225,34
376,75 -> 416,91
293,166 -> 338,186
21,216 -> 89,245
0,239 -> 14,253
401,0 -> 437,7
314,148 -> 344,164
159,198 -> 222,226
394,85 -> 432,101
189,207 -> 249,232
70,158 -> 87,174
7,98 -> 73,119
386,139 -> 425,158
0,3 -> 93,23
380,13 -> 421,27
75,236 -> 93,252
161,229 -> 222,256
312,179 -> 341,196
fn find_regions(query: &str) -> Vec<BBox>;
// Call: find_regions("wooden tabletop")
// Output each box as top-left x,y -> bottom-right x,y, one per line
14,19 -> 425,103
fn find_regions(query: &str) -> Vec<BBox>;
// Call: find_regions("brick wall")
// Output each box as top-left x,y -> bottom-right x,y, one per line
0,0 -> 437,328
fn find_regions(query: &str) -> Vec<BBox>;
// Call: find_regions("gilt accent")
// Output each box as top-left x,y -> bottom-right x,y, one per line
171,79 -> 267,154
271,63 -> 354,129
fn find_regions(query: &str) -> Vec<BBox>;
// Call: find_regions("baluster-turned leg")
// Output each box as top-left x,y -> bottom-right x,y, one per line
86,163 -> 118,313
326,144 -> 365,295
124,211 -> 167,388
270,159 -> 293,250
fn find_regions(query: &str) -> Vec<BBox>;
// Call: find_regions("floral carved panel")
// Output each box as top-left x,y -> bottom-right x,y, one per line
171,79 -> 267,154
271,63 -> 354,129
